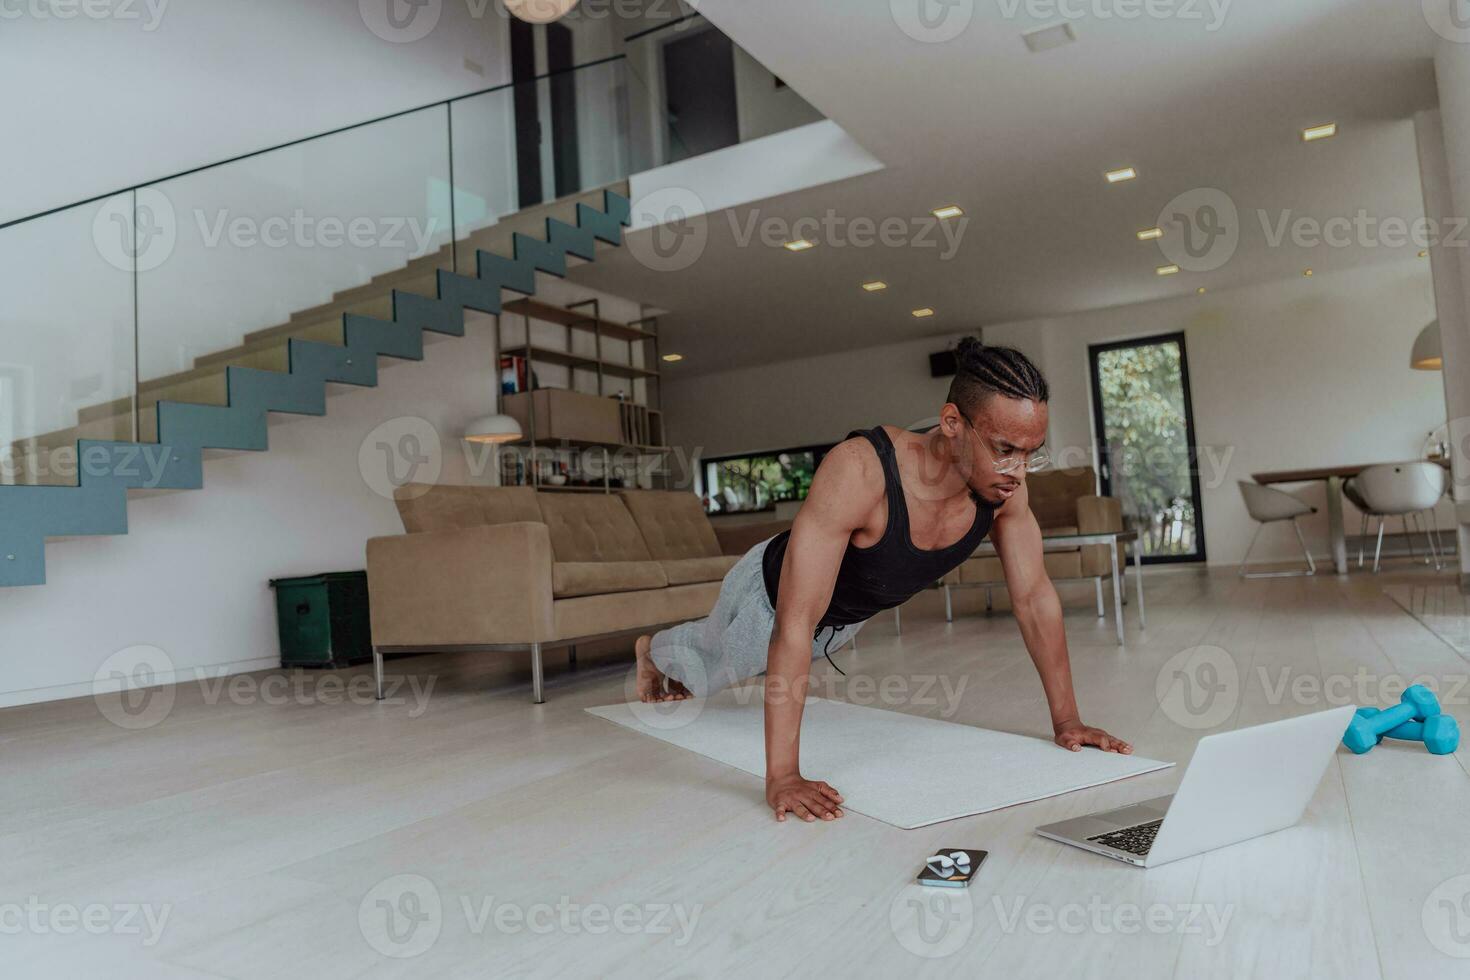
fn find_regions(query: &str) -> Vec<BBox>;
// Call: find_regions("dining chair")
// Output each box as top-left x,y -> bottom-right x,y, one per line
1237,481 -> 1317,578
1353,462 -> 1449,572
1341,478 -> 1373,569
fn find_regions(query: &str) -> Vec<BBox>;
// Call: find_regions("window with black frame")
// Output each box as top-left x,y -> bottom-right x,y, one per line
701,444 -> 834,515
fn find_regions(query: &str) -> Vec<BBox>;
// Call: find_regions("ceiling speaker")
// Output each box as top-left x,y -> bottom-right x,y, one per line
930,350 -> 957,378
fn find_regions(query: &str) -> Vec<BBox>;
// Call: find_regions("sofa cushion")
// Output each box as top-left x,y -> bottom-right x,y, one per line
537,493 -> 653,563
1027,467 -> 1097,530
553,561 -> 667,599
957,552 -> 1083,582
619,490 -> 723,560
394,483 -> 542,533
957,556 -> 1004,584
1041,525 -> 1080,539
660,555 -> 740,586
553,582 -> 722,642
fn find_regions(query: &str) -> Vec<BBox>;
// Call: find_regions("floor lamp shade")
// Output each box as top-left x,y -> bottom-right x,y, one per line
503,0 -> 580,23
1411,320 -> 1442,370
464,414 -> 523,444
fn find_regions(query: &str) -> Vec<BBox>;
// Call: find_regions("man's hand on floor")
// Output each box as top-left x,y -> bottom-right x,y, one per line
1054,720 -> 1133,754
766,773 -> 844,822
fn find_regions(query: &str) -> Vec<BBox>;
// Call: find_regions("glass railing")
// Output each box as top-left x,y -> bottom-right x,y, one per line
0,56 -> 634,484
621,12 -> 824,171
0,16 -> 821,487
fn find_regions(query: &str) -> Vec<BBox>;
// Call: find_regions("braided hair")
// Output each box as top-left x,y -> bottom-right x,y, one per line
946,337 -> 1048,417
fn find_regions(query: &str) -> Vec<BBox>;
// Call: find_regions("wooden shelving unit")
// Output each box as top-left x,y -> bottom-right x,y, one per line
496,297 -> 671,493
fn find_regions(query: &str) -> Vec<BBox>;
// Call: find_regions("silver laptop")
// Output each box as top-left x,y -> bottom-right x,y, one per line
1036,705 -> 1355,868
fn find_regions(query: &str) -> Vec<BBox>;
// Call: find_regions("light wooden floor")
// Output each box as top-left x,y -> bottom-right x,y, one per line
4,564 -> 1470,978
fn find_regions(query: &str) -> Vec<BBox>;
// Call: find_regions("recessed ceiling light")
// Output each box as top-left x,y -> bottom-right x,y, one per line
1301,123 -> 1338,142
783,238 -> 816,251
1303,268 -> 1314,277
1105,167 -> 1138,184
1197,287 -> 1207,294
932,205 -> 964,220
911,308 -> 935,318
862,280 -> 888,291
1419,250 -> 1430,258
661,353 -> 684,362
1156,264 -> 1180,276
1137,227 -> 1163,241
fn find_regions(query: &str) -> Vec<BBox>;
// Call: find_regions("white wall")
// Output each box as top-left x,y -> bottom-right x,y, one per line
2,0 -> 514,224
0,274 -> 647,708
667,259 -> 1449,567
663,332 -> 972,456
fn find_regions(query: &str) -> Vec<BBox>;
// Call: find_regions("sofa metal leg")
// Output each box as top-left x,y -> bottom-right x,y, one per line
894,605 -> 902,635
1095,577 -> 1105,618
943,584 -> 953,623
531,643 -> 545,704
373,648 -> 384,701
985,586 -> 993,613
568,645 -> 578,668
1372,518 -> 1386,573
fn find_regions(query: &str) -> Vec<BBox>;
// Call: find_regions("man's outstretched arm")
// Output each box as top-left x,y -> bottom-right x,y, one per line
990,480 -> 1133,754
765,440 -> 883,822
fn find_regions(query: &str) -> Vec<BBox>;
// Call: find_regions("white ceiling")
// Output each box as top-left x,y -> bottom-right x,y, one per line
568,0 -> 1443,376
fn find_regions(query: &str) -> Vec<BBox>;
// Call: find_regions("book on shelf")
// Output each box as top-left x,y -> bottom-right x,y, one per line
499,356 -> 539,394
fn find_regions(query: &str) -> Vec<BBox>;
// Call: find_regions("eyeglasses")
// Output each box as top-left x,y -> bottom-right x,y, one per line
961,415 -> 1050,474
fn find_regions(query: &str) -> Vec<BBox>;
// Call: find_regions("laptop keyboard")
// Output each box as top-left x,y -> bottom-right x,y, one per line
1087,819 -> 1163,856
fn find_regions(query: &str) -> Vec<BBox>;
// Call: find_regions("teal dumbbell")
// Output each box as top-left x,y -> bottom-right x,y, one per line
1355,708 -> 1461,755
1343,686 -> 1442,754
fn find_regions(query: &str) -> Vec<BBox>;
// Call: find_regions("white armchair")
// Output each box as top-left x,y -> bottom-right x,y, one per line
1237,481 -> 1317,578
1353,462 -> 1448,572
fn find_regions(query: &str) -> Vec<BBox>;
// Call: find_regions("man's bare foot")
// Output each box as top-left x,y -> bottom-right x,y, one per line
634,635 -> 693,703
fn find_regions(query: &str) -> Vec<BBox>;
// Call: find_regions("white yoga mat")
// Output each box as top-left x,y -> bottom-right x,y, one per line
587,693 -> 1172,829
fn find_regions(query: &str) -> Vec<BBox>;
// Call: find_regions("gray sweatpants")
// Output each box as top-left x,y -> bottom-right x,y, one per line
649,538 -> 864,697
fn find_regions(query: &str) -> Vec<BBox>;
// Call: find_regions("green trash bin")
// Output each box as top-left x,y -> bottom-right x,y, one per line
269,571 -> 373,668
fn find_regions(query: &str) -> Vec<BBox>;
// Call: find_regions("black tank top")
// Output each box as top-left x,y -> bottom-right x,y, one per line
762,427 -> 996,628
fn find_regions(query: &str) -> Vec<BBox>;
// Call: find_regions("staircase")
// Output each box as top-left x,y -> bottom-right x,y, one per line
0,187 -> 633,588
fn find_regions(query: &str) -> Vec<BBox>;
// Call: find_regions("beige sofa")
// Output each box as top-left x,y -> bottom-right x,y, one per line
365,483 -> 788,702
940,466 -> 1125,619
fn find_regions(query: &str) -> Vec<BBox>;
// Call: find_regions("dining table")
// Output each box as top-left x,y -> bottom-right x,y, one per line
1251,459 -> 1450,575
